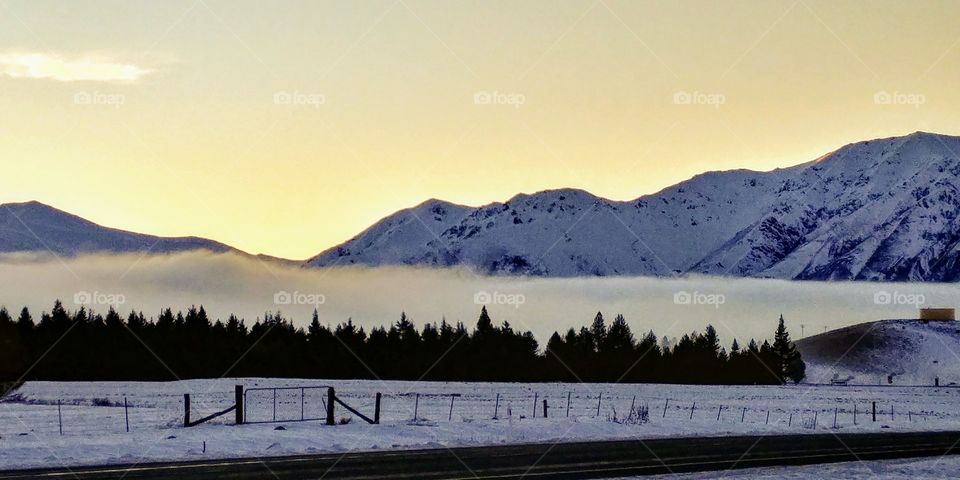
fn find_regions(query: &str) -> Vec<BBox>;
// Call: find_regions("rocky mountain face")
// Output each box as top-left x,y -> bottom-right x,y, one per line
306,132 -> 960,281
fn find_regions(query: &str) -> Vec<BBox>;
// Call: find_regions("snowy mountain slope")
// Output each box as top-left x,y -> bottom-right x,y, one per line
306,132 -> 960,280
796,319 -> 960,385
310,199 -> 473,269
0,201 -> 236,256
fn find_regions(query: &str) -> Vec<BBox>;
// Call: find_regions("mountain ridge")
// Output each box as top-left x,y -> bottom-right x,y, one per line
5,131 -> 960,281
306,131 -> 960,281
0,200 -> 240,257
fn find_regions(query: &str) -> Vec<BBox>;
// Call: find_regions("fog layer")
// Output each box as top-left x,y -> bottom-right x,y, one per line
1,251 -> 956,346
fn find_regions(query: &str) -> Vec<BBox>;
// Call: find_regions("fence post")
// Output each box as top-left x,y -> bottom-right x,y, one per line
543,399 -> 548,418
813,410 -> 818,428
872,402 -> 876,422
124,397 -> 130,433
300,387 -> 305,422
183,394 -> 190,428
273,389 -> 277,422
741,407 -> 746,423
854,404 -> 857,425
57,399 -> 63,435
833,407 -> 838,429
788,412 -> 792,427
566,392 -> 571,417
449,395 -> 456,421
630,396 -> 636,415
717,405 -> 722,421
375,393 -> 381,424
533,392 -> 538,418
765,410 -> 770,425
596,393 -> 602,417
326,387 -> 335,425
494,393 -> 500,419
414,393 -> 420,421
236,385 -> 244,425
690,402 -> 695,420
663,399 -> 669,418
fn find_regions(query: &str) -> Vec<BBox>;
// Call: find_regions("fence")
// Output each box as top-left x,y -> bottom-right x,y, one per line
184,385 -> 381,427
184,386 -> 242,427
0,383 -> 951,438
373,388 -> 942,432
243,386 -> 330,424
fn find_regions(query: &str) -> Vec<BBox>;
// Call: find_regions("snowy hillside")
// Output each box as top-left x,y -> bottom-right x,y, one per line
797,319 -> 960,385
306,132 -> 960,281
0,201 -> 235,256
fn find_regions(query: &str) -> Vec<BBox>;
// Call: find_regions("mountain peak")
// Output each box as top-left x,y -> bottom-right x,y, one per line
0,201 -> 236,257
506,188 -> 600,205
305,131 -> 960,280
3,200 -> 60,212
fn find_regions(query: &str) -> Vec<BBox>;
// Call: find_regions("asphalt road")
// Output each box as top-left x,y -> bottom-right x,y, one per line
2,431 -> 959,479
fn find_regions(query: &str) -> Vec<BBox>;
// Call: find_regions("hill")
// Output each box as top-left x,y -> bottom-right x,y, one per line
796,319 -> 960,385
0,201 -> 237,256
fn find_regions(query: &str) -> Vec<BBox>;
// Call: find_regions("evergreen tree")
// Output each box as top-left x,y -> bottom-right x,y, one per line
475,306 -> 494,336
773,315 -> 805,384
16,307 -> 34,335
590,312 -> 607,351
0,301 -> 799,385
604,314 -> 634,353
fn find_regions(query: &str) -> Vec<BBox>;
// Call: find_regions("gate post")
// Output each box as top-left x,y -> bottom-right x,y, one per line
326,387 -> 335,425
235,385 -> 244,425
184,394 -> 191,427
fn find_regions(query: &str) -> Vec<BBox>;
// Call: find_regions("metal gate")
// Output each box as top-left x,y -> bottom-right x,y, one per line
243,386 -> 331,424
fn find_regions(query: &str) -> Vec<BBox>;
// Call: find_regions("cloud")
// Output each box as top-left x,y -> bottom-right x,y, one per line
0,251 -> 952,347
0,52 -> 150,83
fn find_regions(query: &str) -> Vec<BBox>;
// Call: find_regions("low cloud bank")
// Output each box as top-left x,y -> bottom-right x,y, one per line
1,251 -> 956,346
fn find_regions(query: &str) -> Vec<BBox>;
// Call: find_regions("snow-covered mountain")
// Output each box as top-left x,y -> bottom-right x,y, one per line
0,201 -> 235,256
306,132 -> 960,281
796,319 -> 960,385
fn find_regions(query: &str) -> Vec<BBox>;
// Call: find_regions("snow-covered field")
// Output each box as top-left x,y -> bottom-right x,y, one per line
3,378 -> 960,471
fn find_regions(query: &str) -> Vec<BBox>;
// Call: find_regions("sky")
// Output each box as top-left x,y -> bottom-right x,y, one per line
2,0 -> 960,259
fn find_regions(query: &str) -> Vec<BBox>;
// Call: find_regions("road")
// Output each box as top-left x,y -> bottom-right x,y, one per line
2,431 -> 959,479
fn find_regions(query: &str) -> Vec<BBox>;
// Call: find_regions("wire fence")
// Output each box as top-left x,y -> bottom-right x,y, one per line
1,382 -> 956,438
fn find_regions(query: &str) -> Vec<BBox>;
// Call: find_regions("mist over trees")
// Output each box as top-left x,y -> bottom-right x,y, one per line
0,302 -> 803,385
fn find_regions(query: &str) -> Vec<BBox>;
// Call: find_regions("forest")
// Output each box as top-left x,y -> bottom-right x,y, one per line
0,301 -> 804,385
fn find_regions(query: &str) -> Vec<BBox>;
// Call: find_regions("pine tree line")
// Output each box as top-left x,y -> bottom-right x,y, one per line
0,301 -> 804,384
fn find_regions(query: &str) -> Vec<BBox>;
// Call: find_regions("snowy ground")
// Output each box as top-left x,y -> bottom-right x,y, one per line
2,378 -> 960,471
632,455 -> 960,479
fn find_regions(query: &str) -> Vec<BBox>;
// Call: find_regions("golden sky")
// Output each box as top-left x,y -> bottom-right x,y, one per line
3,0 -> 959,259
